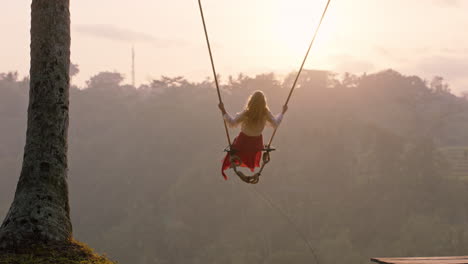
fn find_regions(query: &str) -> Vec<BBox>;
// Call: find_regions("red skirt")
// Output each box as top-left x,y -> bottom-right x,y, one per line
221,132 -> 263,180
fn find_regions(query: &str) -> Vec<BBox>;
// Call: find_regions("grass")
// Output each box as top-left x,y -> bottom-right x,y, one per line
0,239 -> 117,264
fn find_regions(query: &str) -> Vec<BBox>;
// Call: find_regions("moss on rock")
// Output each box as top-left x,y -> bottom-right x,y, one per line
0,239 -> 117,264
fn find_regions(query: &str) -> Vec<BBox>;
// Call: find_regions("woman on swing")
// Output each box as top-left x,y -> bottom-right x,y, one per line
219,90 -> 288,179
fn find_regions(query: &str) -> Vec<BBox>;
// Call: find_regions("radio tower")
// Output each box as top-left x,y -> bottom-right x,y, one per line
131,45 -> 135,87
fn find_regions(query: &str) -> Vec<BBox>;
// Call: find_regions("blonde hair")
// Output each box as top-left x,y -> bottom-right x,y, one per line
243,90 -> 270,128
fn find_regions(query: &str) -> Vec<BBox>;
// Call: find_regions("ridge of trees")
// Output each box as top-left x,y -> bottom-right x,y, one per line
1,68 -> 468,263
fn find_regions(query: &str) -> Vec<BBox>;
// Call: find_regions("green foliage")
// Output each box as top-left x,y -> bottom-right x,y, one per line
1,69 -> 468,264
0,240 -> 117,264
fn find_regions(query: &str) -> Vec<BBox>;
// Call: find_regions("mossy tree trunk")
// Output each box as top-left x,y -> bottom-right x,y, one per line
0,0 -> 72,248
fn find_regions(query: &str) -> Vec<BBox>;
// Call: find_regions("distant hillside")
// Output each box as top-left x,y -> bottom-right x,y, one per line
439,147 -> 468,179
1,69 -> 468,264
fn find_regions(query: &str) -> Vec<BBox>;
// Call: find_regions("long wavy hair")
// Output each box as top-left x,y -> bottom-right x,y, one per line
243,90 -> 270,128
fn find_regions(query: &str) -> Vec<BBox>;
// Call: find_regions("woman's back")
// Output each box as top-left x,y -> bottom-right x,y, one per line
221,90 -> 285,136
224,109 -> 282,137
219,90 -> 287,179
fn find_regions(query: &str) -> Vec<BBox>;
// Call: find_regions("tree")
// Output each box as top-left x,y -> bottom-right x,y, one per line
0,0 -> 72,247
0,72 -> 19,82
86,71 -> 124,90
462,91 -> 468,100
70,63 -> 80,79
430,76 -> 450,94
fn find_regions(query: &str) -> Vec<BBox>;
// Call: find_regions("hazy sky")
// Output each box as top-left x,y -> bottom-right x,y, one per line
1,0 -> 467,93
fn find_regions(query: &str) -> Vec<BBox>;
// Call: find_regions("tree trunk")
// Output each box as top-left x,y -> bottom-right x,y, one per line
0,0 -> 71,248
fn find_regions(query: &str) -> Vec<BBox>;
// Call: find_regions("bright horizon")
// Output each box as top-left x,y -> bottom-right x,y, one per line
1,0 -> 468,93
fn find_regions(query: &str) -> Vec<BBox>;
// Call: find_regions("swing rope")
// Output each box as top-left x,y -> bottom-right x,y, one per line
256,0 -> 332,177
247,185 -> 320,264
198,0 -> 332,183
197,0 -> 232,146
266,0 -> 332,149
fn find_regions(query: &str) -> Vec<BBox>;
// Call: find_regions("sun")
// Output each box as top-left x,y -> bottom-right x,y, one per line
263,0 -> 339,69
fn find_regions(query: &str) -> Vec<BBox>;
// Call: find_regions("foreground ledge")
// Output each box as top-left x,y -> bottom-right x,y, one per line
372,256 -> 468,264
0,239 -> 117,264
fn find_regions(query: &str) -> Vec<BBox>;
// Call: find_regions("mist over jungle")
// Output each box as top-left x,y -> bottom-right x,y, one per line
1,68 -> 468,264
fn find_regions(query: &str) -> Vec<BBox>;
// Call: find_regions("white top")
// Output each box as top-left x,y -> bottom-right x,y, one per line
223,110 -> 283,137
